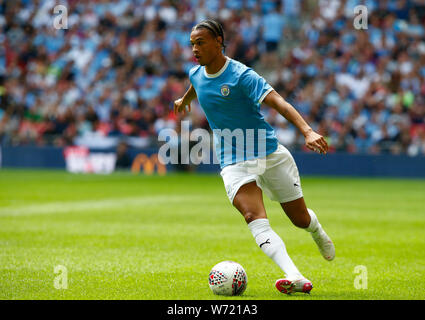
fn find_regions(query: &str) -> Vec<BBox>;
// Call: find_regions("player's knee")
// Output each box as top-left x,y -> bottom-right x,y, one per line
242,211 -> 263,224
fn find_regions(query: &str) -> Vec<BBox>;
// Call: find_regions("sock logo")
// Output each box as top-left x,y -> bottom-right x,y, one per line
259,239 -> 271,248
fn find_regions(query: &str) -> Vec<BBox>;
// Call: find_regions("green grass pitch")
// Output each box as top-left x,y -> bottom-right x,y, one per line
0,169 -> 424,300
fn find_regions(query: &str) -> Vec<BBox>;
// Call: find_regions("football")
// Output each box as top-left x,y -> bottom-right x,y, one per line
208,261 -> 248,296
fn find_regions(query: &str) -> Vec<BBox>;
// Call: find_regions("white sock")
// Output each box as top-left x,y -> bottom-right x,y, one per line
305,208 -> 322,233
248,218 -> 303,280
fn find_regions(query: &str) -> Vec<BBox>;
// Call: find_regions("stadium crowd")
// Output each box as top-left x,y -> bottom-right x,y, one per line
0,0 -> 425,156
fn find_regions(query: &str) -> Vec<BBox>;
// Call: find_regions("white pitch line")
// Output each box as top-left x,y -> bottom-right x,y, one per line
0,195 -> 202,217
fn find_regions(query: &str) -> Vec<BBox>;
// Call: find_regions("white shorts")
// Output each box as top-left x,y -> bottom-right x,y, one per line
220,144 -> 303,204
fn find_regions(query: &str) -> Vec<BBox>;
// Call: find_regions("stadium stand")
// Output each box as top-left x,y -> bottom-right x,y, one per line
0,0 -> 424,156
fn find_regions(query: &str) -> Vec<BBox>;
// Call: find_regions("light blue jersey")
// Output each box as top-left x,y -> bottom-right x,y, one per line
189,57 -> 279,168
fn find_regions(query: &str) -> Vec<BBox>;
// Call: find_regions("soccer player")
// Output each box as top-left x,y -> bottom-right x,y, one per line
174,20 -> 335,294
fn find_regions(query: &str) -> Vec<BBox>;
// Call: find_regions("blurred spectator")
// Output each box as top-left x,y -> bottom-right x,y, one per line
115,140 -> 132,169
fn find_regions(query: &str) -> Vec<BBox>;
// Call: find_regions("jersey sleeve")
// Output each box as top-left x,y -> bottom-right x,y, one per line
188,65 -> 200,85
239,69 -> 274,105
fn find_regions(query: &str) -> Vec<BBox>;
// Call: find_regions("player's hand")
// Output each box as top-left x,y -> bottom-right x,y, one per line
174,98 -> 191,115
305,130 -> 329,154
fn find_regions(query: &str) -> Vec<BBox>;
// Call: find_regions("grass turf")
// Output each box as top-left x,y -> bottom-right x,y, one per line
0,169 -> 424,300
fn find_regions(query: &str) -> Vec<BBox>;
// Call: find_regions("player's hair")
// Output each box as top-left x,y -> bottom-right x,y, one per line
192,19 -> 226,51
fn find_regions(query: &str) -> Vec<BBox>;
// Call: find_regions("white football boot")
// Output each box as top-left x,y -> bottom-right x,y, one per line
311,228 -> 335,261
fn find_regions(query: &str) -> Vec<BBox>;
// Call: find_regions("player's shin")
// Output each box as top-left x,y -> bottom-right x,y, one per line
304,208 -> 321,233
248,218 -> 303,280
305,208 -> 335,261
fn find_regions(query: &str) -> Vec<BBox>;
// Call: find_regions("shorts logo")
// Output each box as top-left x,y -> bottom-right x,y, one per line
221,85 -> 230,97
226,185 -> 232,197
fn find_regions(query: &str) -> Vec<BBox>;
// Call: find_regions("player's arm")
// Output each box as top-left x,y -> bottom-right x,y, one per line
263,90 -> 328,154
174,84 -> 197,115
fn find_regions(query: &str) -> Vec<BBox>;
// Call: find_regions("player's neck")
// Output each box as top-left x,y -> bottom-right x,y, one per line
205,54 -> 227,75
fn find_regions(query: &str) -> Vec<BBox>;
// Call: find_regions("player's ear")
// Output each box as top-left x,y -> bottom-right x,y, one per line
216,36 -> 223,49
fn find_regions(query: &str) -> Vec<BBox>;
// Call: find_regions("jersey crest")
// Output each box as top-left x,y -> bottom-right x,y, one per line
220,84 -> 230,97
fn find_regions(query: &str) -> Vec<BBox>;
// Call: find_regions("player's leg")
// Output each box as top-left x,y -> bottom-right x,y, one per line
280,197 -> 311,228
280,197 -> 335,261
232,181 -> 304,281
259,144 -> 335,262
231,181 -> 266,223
